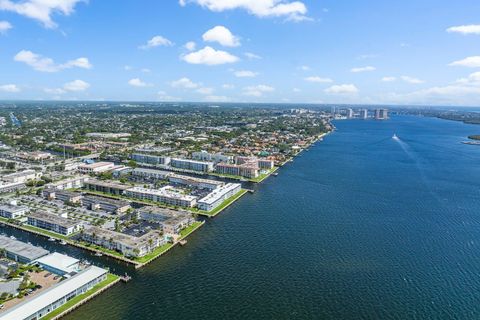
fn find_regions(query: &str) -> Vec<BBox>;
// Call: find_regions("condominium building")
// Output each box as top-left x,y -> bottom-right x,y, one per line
2,170 -> 40,183
192,151 -> 233,164
0,266 -> 108,320
83,179 -> 131,195
80,226 -> 166,258
170,158 -> 214,173
78,162 -> 115,174
359,109 -> 368,119
0,182 -> 26,194
43,188 -> 83,204
81,195 -> 130,214
131,153 -> 171,166
47,176 -> 89,190
125,186 -> 197,208
169,173 -> 224,190
197,183 -> 242,211
131,168 -> 172,181
0,203 -> 29,219
0,235 -> 49,264
215,163 -> 259,179
137,207 -> 194,235
258,159 -> 275,170
27,211 -> 82,236
374,108 -> 389,120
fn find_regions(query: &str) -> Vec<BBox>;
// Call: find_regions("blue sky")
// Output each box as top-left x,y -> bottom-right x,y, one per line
0,0 -> 480,106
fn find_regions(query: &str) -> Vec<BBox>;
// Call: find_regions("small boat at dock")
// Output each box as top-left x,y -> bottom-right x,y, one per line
94,252 -> 103,257
59,240 -> 67,245
179,240 -> 187,246
48,237 -> 55,242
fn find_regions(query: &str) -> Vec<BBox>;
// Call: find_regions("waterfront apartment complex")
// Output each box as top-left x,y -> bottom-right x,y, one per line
192,150 -> 233,164
0,203 -> 29,219
170,158 -> 214,173
2,170 -> 40,183
197,183 -> 241,211
374,108 -> 389,120
0,266 -> 108,320
27,211 -> 82,236
131,153 -> 171,166
80,226 -> 166,257
125,186 -> 197,208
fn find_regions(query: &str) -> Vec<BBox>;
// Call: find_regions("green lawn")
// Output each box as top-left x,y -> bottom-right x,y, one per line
196,189 -> 248,217
179,221 -> 204,240
134,243 -> 174,264
42,273 -> 119,320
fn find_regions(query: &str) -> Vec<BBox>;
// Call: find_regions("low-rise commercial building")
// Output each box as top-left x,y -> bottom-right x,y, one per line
27,211 -> 82,236
78,162 -> 115,174
197,183 -> 242,211
0,265 -> 108,320
0,204 -> 29,219
0,235 -> 49,263
80,226 -> 165,258
125,186 -> 197,208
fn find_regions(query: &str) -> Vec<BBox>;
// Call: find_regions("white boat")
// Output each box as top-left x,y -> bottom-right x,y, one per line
392,133 -> 399,140
48,237 -> 55,242
60,240 -> 67,245
9,236 -> 16,240
94,252 -> 103,257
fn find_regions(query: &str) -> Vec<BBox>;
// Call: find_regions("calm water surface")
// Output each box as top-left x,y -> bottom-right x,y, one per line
6,115 -> 480,319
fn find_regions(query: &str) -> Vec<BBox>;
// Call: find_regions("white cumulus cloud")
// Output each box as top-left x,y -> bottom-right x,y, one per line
449,56 -> 480,68
351,66 -> 376,73
171,77 -> 199,89
0,20 -> 12,34
0,84 -> 20,92
203,25 -> 240,47
234,70 -> 258,78
245,52 -> 261,59
304,76 -> 333,83
128,78 -> 151,87
325,84 -> 358,94
184,41 -> 196,51
182,46 -> 239,65
447,25 -> 480,35
0,0 -> 85,28
179,0 -> 309,22
14,50 -> 92,72
243,84 -> 274,97
63,79 -> 90,92
401,76 -> 424,84
382,76 -> 396,82
139,35 -> 173,49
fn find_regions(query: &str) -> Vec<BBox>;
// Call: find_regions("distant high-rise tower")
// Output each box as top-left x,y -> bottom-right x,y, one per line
374,108 -> 388,120
359,109 -> 368,119
346,108 -> 354,119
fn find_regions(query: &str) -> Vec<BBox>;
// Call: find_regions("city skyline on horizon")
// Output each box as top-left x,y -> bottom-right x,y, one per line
1,0 -> 480,106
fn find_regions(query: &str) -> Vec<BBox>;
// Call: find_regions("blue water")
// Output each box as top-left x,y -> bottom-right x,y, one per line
6,115 -> 480,319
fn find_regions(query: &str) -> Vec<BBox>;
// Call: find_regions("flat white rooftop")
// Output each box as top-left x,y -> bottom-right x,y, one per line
0,265 -> 107,320
35,252 -> 80,274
